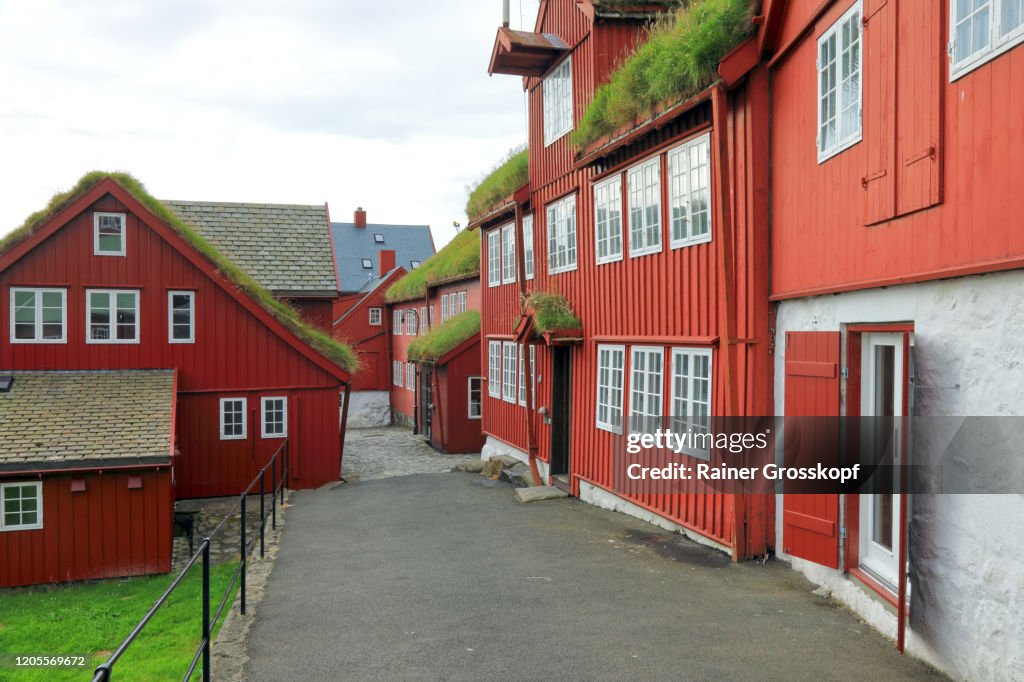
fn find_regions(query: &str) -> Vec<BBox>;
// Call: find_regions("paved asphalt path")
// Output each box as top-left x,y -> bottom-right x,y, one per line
243,473 -> 943,681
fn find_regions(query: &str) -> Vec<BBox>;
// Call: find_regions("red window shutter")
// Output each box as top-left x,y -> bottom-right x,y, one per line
895,0 -> 943,215
782,331 -> 841,568
861,0 -> 897,225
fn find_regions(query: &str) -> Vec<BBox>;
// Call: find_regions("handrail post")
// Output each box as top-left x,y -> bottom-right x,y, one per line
240,493 -> 247,616
280,441 -> 286,506
259,470 -> 266,559
271,452 -> 278,530
202,539 -> 211,682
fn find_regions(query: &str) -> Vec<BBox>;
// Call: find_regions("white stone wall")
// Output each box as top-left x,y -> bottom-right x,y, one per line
344,391 -> 392,429
774,270 -> 1024,681
480,436 -> 549,481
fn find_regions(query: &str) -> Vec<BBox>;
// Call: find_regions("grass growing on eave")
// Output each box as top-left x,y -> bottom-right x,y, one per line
572,0 -> 755,150
527,291 -> 582,333
385,229 -> 480,302
465,147 -> 529,221
408,311 -> 481,362
0,172 -> 359,374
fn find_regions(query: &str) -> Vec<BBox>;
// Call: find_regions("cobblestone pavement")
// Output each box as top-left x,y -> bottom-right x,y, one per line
341,426 -> 480,481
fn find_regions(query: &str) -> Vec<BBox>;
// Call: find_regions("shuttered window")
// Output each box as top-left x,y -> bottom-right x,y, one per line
818,2 -> 862,162
627,158 -> 662,257
594,175 -> 623,264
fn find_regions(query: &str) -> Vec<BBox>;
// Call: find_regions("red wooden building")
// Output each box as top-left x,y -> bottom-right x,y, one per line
0,173 -> 356,585
763,0 -> 1024,675
479,0 -> 773,558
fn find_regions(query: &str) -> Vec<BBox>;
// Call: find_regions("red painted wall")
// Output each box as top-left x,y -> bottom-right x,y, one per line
332,268 -> 405,391
0,469 -> 172,588
289,297 -> 334,331
426,340 -> 484,454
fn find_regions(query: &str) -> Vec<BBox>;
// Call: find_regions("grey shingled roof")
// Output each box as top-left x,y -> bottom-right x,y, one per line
165,200 -> 338,294
331,222 -> 435,293
0,371 -> 175,470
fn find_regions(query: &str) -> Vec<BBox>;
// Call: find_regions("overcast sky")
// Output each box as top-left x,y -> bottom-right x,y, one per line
0,0 -> 541,247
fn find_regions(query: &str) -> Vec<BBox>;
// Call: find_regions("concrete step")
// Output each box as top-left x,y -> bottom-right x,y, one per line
515,486 -> 569,503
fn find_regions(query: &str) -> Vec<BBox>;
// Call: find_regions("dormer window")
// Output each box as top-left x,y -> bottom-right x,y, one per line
374,233 -> 385,243
94,212 -> 126,256
410,260 -> 421,269
361,258 -> 373,269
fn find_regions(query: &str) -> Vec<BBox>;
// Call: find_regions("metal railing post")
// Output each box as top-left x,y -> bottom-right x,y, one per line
259,470 -> 265,559
271,453 -> 277,530
280,442 -> 286,505
240,493 -> 247,616
202,539 -> 211,682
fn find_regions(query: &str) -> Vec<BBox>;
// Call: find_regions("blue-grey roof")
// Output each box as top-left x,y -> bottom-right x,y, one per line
331,222 -> 435,293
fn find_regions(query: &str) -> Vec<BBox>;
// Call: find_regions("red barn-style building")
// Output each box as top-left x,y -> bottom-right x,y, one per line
0,174 -> 356,586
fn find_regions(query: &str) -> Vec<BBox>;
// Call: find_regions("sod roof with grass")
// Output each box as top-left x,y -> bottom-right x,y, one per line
572,0 -> 756,151
407,311 -> 481,363
0,171 -> 360,374
385,228 -> 480,303
465,148 -> 529,222
526,291 -> 582,333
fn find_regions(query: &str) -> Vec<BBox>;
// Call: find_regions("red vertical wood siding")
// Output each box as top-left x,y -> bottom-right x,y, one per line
332,270 -> 405,391
431,340 -> 485,454
0,470 -> 172,588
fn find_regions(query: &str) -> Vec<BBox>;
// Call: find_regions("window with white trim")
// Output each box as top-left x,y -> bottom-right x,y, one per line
502,341 -> 517,403
1,482 -> 42,531
518,343 -> 526,406
87,289 -> 139,343
420,306 -> 427,333
94,212 -> 126,256
530,345 -> 537,410
629,347 -> 664,435
393,309 -> 403,335
468,377 -> 483,419
261,396 -> 287,438
628,158 -> 662,257
596,345 -> 626,434
458,291 -> 467,314
488,341 -> 502,397
487,229 -> 501,287
406,362 -> 415,390
523,214 -> 535,280
546,194 -> 577,274
441,294 -> 449,322
817,2 -> 862,161
369,307 -> 382,326
669,133 -> 713,248
10,288 -> 66,343
594,176 -> 623,263
951,0 -> 1024,78
543,56 -> 573,146
405,310 -> 417,335
670,348 -> 713,458
168,291 -> 195,343
429,306 -> 435,328
220,398 -> 247,440
501,223 -> 516,284
393,360 -> 404,387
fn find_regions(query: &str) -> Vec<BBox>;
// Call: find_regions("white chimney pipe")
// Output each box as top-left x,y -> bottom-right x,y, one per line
502,0 -> 510,27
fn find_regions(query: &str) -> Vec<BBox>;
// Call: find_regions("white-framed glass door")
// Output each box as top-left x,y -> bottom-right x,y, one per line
859,332 -> 904,588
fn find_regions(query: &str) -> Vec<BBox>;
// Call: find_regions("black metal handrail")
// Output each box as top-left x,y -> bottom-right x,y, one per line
92,440 -> 290,682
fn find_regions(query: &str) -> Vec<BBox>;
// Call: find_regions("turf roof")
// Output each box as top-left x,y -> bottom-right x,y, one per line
526,291 -> 582,333
572,0 -> 755,150
385,228 -> 480,303
465,148 -> 528,222
407,311 -> 481,363
0,171 -> 360,374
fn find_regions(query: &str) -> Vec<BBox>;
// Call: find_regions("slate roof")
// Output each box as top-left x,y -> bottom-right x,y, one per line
165,201 -> 338,295
0,370 -> 175,470
331,222 -> 435,293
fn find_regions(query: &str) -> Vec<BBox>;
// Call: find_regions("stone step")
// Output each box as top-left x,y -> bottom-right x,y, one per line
515,486 -> 569,503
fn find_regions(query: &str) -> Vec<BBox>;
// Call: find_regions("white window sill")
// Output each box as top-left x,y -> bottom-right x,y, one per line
544,127 -> 572,148
220,435 -> 246,441
9,338 -> 67,344
87,338 -> 141,345
548,263 -> 578,275
596,422 -> 622,435
818,133 -> 862,164
671,233 -> 713,250
629,243 -> 663,259
951,34 -> 1024,82
0,523 -> 42,532
596,253 -> 624,265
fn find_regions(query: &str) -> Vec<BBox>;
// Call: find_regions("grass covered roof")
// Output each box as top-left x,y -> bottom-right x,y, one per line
407,311 -> 481,363
572,0 -> 755,150
0,171 -> 360,374
527,291 -> 582,333
465,147 -> 528,222
385,228 -> 480,302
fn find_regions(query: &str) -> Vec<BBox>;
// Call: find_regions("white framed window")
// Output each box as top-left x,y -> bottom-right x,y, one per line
393,309 -> 403,335
374,233 -> 385,243
596,345 -> 626,434
629,347 -> 664,436
487,229 -> 502,287
628,158 -> 662,257
530,345 -> 537,410
220,398 -> 247,440
502,341 -> 517,403
168,291 -> 195,344
441,294 -> 448,322
369,307 -> 382,326
668,133 -> 713,248
488,341 -> 502,397
93,212 -> 126,256
951,0 -> 1024,79
361,258 -> 373,269
594,175 -> 623,264
1,482 -> 42,531
405,310 -> 417,336
458,291 -> 467,314
817,2 -> 862,162
9,287 -> 66,343
406,362 -> 416,391
670,348 -> 713,458
420,306 -> 427,333
393,360 -> 404,387
468,377 -> 483,419
87,289 -> 139,343
543,56 -> 573,146
546,194 -> 578,274
429,306 -> 435,328
523,214 -> 535,280
518,343 -> 526,406
501,223 -> 516,284
261,396 -> 288,438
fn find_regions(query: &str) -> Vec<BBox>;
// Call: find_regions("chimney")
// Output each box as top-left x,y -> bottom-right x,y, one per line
354,207 -> 367,228
379,249 -> 396,277
502,0 -> 510,27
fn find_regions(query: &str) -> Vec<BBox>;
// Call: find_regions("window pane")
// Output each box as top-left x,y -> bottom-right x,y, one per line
1002,0 -> 1023,36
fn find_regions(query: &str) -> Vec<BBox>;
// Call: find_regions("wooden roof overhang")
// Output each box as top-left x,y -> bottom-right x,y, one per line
575,0 -> 677,21
488,27 -> 569,77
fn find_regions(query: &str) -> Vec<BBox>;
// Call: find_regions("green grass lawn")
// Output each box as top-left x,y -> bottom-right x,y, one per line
0,562 -> 239,681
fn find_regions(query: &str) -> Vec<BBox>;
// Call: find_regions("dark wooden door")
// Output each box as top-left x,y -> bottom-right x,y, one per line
549,347 -> 572,476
